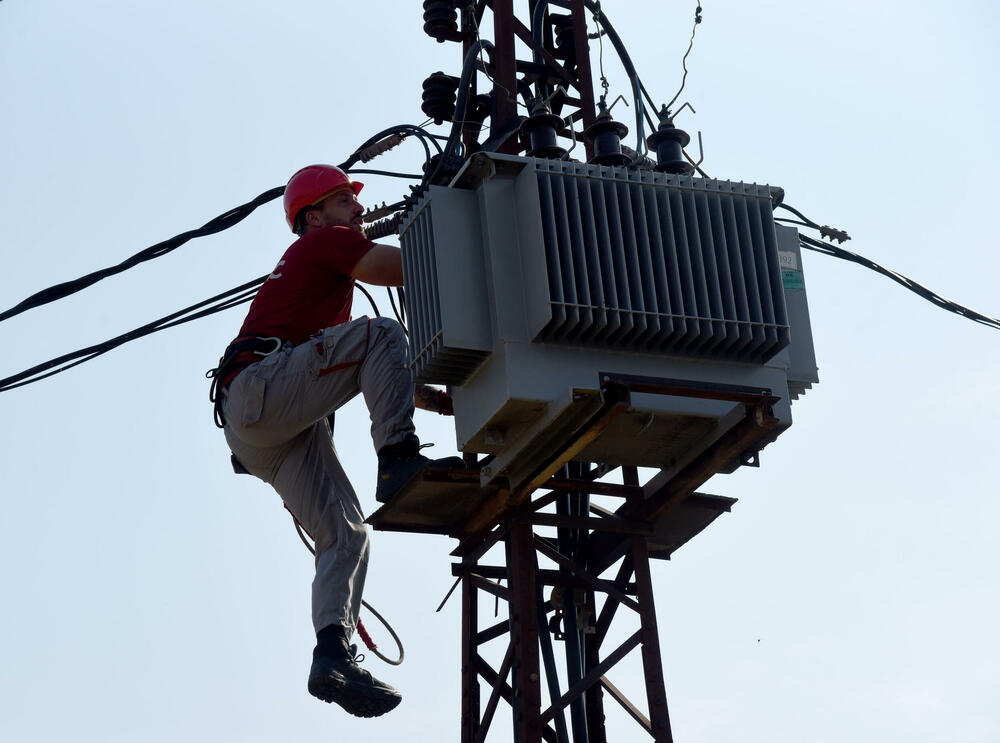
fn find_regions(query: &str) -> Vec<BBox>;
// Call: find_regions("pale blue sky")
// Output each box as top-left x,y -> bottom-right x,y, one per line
1,2 -> 998,741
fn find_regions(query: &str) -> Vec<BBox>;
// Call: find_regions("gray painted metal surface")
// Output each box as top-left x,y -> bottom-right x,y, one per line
399,153 -> 818,486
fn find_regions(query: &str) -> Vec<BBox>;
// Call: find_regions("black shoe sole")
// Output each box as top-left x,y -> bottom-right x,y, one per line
308,675 -> 402,718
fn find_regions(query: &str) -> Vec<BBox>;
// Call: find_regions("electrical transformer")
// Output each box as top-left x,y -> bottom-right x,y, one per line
400,152 -> 817,491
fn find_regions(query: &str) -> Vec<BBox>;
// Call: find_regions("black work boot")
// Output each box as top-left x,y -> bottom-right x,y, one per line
308,625 -> 402,717
375,436 -> 464,503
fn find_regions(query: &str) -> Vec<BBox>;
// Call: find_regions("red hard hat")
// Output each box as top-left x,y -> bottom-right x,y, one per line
283,164 -> 364,231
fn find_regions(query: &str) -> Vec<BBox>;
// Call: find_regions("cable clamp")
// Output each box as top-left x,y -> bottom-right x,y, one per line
253,337 -> 283,356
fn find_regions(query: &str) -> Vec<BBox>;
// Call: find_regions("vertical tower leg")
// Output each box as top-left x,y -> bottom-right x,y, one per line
508,522 -> 543,742
461,574 -> 481,743
583,587 -> 608,743
631,536 -> 674,743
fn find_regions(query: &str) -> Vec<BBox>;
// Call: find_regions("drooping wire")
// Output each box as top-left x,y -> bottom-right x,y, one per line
0,187 -> 283,325
468,10 -> 521,113
776,203 -> 851,243
588,1 -> 647,157
663,3 -> 704,115
0,275 -> 268,392
355,283 -> 382,318
796,234 -> 1000,331
427,38 -> 496,185
386,286 -> 406,333
579,0 -> 658,130
2,124 -> 439,326
591,1 -> 611,103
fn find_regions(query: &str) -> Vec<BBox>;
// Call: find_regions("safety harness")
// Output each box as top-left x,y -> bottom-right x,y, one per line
206,335 -> 284,428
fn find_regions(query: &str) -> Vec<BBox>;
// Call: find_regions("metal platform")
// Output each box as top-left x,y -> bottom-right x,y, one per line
364,371 -> 779,743
368,469 -> 736,562
366,468 -> 500,536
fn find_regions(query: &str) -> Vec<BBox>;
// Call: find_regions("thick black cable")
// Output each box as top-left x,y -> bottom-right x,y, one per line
0,187 -> 283,324
798,234 -> 1000,331
0,276 -> 267,392
355,283 -> 382,318
428,39 -> 495,185
580,0 -> 660,124
386,286 -> 407,333
2,123 -> 440,326
345,168 -> 424,179
774,217 -> 812,229
776,202 -> 824,231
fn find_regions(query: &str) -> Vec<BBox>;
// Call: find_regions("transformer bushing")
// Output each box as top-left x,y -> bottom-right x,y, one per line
421,71 -> 460,125
646,109 -> 694,174
585,103 -> 630,167
521,106 -> 567,159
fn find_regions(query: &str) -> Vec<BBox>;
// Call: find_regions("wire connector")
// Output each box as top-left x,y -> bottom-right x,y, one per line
359,134 -> 406,163
365,212 -> 405,241
820,225 -> 851,244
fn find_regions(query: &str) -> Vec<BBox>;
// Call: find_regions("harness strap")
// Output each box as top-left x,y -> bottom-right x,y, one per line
206,336 -> 285,428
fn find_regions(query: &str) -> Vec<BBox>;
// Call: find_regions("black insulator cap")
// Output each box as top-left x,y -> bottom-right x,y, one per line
646,110 -> 694,174
521,109 -> 567,159
585,106 -> 630,167
421,71 -> 460,125
423,0 -> 458,42
551,15 -> 575,57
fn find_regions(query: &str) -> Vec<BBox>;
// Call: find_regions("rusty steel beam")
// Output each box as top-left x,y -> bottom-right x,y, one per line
587,402 -> 779,576
456,563 -> 637,597
458,400 -> 628,541
474,643 -> 516,743
631,536 -> 673,742
510,14 -> 578,91
584,589 -> 609,743
633,403 -> 778,525
534,536 -> 640,613
592,555 -> 634,652
600,676 -> 652,734
540,630 -> 641,726
543,478 -> 642,498
491,0 -> 519,154
600,372 -> 780,407
470,573 -> 511,602
461,574 -> 481,743
508,522 -> 544,742
530,512 -> 652,535
475,618 -> 511,646
569,0 -> 596,160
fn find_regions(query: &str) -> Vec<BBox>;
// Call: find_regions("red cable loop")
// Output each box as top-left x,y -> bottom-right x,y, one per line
356,618 -> 377,650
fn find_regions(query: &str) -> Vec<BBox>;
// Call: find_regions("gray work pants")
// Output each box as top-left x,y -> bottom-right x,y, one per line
221,316 -> 415,636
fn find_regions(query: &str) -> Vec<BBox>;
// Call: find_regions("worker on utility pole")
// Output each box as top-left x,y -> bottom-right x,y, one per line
207,164 -> 462,718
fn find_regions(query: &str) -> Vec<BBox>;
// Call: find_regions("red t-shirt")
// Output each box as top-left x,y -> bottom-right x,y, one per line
238,226 -> 374,343
222,226 -> 374,386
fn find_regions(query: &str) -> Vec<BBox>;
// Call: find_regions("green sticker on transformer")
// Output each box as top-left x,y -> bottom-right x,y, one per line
782,269 -> 805,290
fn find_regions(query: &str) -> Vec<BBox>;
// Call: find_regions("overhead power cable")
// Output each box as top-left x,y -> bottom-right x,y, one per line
0,187 -> 283,325
0,276 -> 267,393
797,234 -> 1000,331
0,275 -> 401,394
781,203 -> 997,329
1,123 -> 439,326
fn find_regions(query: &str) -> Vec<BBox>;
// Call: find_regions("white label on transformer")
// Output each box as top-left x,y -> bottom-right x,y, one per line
778,250 -> 799,271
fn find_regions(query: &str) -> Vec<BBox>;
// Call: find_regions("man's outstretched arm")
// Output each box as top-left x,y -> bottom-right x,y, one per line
351,244 -> 403,286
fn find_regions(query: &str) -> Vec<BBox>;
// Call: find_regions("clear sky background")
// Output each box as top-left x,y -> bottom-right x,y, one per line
1,1 -> 998,741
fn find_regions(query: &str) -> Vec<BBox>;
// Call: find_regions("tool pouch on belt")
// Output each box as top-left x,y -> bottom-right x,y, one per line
206,336 -> 283,428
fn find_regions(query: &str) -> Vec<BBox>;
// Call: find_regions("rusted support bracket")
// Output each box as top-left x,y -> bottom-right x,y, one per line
601,675 -> 652,733
540,630 -> 641,726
